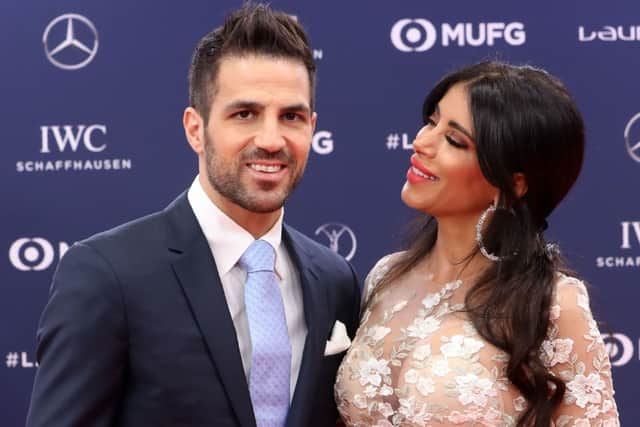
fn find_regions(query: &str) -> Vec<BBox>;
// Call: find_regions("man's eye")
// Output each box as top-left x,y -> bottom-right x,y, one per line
235,111 -> 252,119
283,112 -> 300,121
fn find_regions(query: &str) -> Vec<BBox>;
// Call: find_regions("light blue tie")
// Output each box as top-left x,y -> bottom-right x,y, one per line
239,240 -> 291,427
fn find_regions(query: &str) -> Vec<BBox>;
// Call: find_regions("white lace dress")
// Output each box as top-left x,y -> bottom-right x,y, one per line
335,254 -> 619,426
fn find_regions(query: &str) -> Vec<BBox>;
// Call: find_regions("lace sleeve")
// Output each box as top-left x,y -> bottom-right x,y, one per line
360,252 -> 401,309
543,275 -> 620,427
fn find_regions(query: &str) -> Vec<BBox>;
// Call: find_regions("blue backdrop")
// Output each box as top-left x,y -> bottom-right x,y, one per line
2,1 -> 638,424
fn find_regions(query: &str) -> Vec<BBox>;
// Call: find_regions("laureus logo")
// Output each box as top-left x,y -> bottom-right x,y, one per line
314,223 -> 357,261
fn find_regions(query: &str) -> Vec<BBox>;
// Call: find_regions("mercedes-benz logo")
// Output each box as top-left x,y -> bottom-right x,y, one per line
314,223 -> 357,261
624,112 -> 640,163
43,13 -> 99,70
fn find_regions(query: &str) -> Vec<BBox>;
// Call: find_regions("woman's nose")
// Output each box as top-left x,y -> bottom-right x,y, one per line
413,125 -> 438,157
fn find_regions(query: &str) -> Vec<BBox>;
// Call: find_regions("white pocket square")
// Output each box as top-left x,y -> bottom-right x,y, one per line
324,320 -> 352,356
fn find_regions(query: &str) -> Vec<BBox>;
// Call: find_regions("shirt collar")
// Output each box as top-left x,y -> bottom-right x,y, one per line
187,176 -> 284,277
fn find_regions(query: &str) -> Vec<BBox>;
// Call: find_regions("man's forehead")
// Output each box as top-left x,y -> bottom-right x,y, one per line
216,54 -> 309,83
211,55 -> 312,106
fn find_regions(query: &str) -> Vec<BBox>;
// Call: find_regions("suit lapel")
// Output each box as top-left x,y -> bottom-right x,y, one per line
164,193 -> 255,427
283,226 -> 330,427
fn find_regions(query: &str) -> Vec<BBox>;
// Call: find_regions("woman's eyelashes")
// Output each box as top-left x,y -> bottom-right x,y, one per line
446,134 -> 468,149
425,116 -> 469,149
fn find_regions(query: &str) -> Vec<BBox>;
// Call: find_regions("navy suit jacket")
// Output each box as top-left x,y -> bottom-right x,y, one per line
26,193 -> 361,427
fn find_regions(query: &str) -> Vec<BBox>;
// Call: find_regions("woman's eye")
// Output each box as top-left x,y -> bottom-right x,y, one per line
446,135 -> 467,149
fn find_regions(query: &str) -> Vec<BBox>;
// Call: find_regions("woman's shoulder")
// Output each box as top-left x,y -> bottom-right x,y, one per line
552,272 -> 590,310
362,251 -> 405,305
548,272 -> 598,332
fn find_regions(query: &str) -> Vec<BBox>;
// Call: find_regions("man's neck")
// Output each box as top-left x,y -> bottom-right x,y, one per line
199,175 -> 282,238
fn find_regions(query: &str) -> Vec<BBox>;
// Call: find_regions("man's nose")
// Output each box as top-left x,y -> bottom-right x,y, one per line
254,119 -> 286,152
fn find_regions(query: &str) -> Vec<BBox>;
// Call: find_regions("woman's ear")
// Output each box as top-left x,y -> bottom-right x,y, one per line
513,173 -> 528,198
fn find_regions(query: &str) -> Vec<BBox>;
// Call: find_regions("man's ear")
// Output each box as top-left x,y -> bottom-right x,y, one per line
513,172 -> 528,198
183,107 -> 205,155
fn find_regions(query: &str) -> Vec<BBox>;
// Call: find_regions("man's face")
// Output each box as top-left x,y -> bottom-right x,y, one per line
201,55 -> 316,215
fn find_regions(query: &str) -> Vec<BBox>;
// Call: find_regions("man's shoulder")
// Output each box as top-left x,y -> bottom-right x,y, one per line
285,225 -> 361,313
284,224 -> 328,252
83,209 -> 166,249
79,192 -> 190,255
284,224 -> 350,269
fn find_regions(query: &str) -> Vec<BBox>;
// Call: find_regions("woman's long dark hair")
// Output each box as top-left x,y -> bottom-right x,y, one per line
371,61 -> 585,426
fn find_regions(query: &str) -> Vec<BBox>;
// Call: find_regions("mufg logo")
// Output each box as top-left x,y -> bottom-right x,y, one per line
9,238 -> 69,271
390,19 -> 525,52
314,223 -> 357,261
43,14 -> 99,70
602,333 -> 636,367
624,113 -> 640,163
312,130 -> 334,155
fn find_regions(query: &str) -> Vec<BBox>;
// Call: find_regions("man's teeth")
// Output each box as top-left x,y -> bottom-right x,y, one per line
250,164 -> 282,173
412,166 -> 437,181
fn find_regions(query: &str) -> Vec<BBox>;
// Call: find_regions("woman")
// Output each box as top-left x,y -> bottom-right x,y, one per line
335,62 -> 619,426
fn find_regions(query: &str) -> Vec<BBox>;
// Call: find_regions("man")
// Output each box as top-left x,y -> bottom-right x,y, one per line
26,4 -> 360,426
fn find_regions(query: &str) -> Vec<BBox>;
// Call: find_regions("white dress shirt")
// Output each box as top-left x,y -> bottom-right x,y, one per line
187,176 -> 307,400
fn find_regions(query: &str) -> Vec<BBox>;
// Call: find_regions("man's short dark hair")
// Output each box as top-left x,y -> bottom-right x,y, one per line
188,3 -> 316,122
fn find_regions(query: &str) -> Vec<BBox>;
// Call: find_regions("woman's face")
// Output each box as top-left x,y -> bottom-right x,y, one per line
401,83 -> 498,221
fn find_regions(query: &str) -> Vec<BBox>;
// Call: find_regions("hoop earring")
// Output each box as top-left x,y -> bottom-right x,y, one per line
476,204 -> 501,262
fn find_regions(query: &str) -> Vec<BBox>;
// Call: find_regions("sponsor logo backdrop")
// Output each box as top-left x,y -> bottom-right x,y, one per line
1,1 -> 638,424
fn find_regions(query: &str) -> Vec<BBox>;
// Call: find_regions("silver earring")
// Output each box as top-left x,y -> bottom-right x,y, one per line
476,204 -> 501,262
544,242 -> 560,260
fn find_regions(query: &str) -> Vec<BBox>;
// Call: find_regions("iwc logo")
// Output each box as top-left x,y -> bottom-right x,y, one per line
595,221 -> 640,268
624,112 -> 640,163
314,223 -> 357,261
16,124 -> 134,173
43,13 -> 99,70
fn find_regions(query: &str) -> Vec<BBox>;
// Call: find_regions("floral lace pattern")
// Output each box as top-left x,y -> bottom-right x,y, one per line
335,255 -> 619,426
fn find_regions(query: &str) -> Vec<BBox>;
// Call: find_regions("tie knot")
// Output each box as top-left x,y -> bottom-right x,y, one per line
239,239 -> 276,273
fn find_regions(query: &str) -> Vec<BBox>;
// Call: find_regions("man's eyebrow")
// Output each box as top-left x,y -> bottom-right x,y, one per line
223,100 -> 264,111
222,101 -> 311,115
282,103 -> 311,114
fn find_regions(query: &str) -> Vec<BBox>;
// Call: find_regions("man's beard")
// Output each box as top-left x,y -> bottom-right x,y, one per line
203,133 -> 305,213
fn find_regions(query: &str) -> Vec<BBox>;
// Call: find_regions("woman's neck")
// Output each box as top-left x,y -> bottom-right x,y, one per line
424,215 -> 492,284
